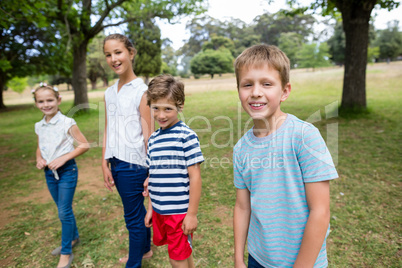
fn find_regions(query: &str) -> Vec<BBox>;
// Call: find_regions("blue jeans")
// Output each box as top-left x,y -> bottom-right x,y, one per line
248,254 -> 265,268
45,159 -> 79,255
109,157 -> 151,268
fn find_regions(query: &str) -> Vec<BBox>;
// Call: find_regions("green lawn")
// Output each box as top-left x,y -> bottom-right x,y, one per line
0,62 -> 401,267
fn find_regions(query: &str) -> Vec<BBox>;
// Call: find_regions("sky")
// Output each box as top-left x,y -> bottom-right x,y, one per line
158,0 -> 402,50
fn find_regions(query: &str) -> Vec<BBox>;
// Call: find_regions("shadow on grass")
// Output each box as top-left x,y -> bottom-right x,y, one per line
0,104 -> 34,113
339,105 -> 373,119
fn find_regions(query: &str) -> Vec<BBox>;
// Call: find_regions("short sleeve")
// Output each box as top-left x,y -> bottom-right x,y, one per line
64,117 -> 77,135
34,122 -> 39,135
233,148 -> 247,189
297,124 -> 338,183
183,132 -> 204,167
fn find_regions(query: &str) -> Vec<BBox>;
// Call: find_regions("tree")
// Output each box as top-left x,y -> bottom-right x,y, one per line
161,39 -> 178,76
87,34 -> 109,89
22,0 -> 206,110
7,77 -> 28,94
297,42 -> 332,70
374,20 -> 402,62
327,21 -> 345,65
0,0 -> 69,109
278,32 -> 303,68
327,19 -> 377,66
253,10 -> 316,46
190,48 -> 234,79
179,16 -> 226,57
367,46 -> 380,63
202,35 -> 236,57
129,17 -> 162,85
288,0 -> 400,110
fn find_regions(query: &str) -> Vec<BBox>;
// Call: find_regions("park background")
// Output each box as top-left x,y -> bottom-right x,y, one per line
1,0 -> 401,267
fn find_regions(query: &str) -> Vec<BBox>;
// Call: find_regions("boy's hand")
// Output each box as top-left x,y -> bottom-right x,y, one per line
182,214 -> 197,235
102,163 -> 115,192
144,209 -> 153,228
36,158 -> 47,170
48,156 -> 67,170
143,177 -> 150,196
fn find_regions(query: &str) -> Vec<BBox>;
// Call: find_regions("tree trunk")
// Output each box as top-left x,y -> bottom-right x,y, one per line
0,73 -> 7,110
338,0 -> 376,110
0,89 -> 6,110
144,76 -> 149,85
91,80 -> 97,90
103,78 -> 108,87
72,41 -> 89,109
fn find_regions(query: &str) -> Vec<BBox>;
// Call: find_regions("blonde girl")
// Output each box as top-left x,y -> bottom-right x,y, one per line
33,83 -> 89,268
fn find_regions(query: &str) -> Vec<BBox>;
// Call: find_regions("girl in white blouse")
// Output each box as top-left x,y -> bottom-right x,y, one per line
102,34 -> 153,267
33,83 -> 89,268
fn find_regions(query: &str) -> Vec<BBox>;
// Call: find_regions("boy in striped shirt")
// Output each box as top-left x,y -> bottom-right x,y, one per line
144,74 -> 204,267
233,45 -> 338,268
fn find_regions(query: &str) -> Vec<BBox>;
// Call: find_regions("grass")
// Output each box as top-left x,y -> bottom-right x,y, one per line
0,62 -> 401,267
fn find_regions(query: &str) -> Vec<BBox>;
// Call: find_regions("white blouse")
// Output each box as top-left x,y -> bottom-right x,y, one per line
104,78 -> 148,167
35,111 -> 76,164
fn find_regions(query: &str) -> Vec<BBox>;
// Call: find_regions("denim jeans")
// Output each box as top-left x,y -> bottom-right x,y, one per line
109,157 -> 151,268
248,254 -> 265,268
45,159 -> 79,255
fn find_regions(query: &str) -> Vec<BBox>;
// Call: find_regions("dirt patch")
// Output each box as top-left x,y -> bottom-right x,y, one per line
0,158 -> 106,230
214,205 -> 233,228
3,75 -> 238,107
77,158 -> 106,196
0,253 -> 14,267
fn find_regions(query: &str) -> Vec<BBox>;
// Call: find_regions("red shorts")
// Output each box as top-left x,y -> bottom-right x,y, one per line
152,211 -> 193,260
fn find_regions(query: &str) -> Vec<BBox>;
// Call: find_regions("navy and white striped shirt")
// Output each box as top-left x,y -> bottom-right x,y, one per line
147,121 -> 204,215
234,114 -> 338,268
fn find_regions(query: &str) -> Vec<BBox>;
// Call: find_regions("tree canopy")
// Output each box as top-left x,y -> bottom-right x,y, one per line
190,48 -> 234,79
374,20 -> 402,61
1,0 -> 206,110
0,0 -> 69,108
129,17 -> 162,85
285,0 -> 400,110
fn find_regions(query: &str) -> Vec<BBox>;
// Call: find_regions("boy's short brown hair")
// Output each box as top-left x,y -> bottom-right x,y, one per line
234,44 -> 290,89
147,74 -> 185,109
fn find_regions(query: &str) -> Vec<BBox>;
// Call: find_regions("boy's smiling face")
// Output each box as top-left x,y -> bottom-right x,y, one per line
238,65 -> 290,126
151,97 -> 181,130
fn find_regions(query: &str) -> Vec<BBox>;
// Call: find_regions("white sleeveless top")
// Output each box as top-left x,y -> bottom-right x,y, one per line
104,78 -> 148,167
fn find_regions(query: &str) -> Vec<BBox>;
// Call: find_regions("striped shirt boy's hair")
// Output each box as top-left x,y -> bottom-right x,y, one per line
147,74 -> 185,110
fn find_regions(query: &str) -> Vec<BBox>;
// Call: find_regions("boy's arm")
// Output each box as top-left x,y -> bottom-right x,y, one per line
144,195 -> 153,228
294,180 -> 330,268
182,163 -> 202,235
234,188 -> 251,268
47,125 -> 90,170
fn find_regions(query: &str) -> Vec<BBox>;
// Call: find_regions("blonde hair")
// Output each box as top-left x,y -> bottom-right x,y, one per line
103,34 -> 137,63
234,44 -> 290,89
147,74 -> 185,109
32,84 -> 60,102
